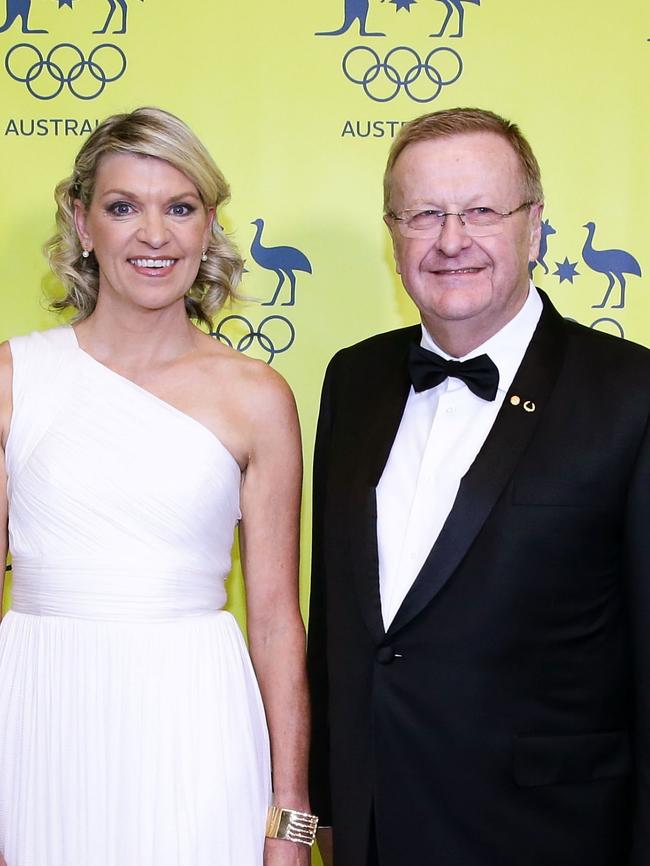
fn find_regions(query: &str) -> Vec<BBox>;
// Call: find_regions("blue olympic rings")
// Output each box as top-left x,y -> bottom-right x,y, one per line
342,45 -> 463,103
590,317 -> 625,339
5,42 -> 126,100
212,315 -> 296,365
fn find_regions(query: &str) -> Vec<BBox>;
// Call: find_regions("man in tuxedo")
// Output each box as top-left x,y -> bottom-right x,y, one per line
307,108 -> 650,866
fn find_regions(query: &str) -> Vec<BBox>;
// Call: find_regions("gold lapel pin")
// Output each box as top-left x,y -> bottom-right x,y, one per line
509,395 -> 536,412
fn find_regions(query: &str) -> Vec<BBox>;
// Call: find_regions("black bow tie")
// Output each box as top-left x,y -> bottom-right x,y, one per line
407,343 -> 500,401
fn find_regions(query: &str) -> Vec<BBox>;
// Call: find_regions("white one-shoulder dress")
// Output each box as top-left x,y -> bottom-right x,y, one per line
0,327 -> 271,866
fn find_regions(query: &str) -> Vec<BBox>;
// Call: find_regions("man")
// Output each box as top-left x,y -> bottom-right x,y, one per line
307,108 -> 650,866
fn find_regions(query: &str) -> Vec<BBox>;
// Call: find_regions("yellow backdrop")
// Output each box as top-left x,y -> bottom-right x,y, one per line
1,1 -> 648,859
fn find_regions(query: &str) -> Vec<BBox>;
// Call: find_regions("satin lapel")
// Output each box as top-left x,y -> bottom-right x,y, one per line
387,293 -> 568,637
351,327 -> 416,642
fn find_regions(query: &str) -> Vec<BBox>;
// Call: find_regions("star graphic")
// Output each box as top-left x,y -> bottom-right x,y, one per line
390,0 -> 418,11
58,0 -> 73,7
553,257 -> 580,284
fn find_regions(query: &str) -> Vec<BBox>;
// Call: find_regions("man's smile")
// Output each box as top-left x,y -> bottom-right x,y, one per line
432,266 -> 483,274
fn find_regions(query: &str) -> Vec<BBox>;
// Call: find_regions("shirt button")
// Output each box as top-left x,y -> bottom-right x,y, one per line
376,646 -> 396,665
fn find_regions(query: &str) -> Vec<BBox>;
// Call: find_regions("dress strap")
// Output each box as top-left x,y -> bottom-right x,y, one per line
6,327 -> 73,481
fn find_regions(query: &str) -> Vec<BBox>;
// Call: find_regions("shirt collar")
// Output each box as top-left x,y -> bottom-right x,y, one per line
420,282 -> 543,394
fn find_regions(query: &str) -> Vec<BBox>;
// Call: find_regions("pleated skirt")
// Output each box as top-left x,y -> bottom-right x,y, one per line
0,609 -> 270,866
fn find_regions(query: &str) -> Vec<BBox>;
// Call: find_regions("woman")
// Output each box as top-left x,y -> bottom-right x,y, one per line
0,108 -> 313,866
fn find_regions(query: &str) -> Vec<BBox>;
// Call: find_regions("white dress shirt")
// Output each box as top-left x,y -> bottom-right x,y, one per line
376,284 -> 543,629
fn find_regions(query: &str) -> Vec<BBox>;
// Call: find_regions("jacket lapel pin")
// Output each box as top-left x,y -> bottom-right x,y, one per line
509,395 -> 536,412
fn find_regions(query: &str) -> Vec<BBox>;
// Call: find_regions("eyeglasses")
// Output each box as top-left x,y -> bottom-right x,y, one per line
386,201 -> 536,239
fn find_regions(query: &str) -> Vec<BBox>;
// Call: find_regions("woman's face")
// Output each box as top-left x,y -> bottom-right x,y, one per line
74,152 -> 214,315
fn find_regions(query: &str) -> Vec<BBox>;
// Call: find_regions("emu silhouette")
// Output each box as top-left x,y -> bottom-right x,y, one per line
94,0 -> 142,34
250,219 -> 312,307
529,219 -> 556,275
582,222 -> 642,309
316,0 -> 384,36
0,0 -> 47,33
431,0 -> 480,37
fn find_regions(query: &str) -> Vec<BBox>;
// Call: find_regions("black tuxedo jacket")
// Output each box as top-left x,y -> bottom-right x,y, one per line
307,292 -> 650,866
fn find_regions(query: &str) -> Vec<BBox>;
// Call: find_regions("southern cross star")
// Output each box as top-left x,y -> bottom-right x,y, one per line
553,257 -> 580,284
390,0 -> 418,11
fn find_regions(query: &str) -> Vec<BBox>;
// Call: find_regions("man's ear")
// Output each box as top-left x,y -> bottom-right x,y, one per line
383,214 -> 401,275
527,202 -> 544,265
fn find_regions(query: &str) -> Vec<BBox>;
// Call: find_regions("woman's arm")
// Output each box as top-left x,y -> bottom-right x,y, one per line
238,365 -> 310,866
0,445 -> 7,622
0,341 -> 13,624
0,344 -> 10,866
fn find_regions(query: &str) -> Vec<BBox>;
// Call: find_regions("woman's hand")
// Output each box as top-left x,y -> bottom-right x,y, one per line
263,837 -> 311,866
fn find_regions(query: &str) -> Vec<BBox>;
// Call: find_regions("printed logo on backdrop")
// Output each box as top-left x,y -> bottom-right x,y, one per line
211,219 -> 313,365
2,0 -> 140,136
315,0 -> 481,139
529,216 -> 643,337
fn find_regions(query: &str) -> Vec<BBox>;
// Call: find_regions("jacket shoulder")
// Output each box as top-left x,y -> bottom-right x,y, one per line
539,290 -> 650,385
563,316 -> 649,356
562,317 -> 650,386
328,325 -> 420,374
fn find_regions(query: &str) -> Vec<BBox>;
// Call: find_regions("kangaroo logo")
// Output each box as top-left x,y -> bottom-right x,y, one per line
0,0 -> 142,36
316,0 -> 385,37
317,0 -> 480,105
316,0 -> 481,37
0,0 -> 47,33
3,0 -> 139,99
529,219 -> 556,275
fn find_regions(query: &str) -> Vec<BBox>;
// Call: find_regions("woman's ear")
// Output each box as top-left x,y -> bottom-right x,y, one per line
73,199 -> 93,254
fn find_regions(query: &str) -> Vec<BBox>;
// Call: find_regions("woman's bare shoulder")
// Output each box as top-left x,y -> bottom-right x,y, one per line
194,332 -> 296,419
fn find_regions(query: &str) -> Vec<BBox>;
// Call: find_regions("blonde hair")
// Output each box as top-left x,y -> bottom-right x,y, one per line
45,107 -> 243,327
384,107 -> 543,211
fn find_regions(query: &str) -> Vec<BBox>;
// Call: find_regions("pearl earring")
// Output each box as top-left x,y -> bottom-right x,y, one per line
201,251 -> 208,262
82,249 -> 90,259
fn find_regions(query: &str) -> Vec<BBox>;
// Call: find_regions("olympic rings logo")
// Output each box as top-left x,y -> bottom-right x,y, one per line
212,315 -> 296,365
342,45 -> 462,103
5,43 -> 126,100
590,317 -> 624,339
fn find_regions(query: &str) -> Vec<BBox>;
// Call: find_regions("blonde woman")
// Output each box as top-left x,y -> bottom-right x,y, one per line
0,108 -> 313,866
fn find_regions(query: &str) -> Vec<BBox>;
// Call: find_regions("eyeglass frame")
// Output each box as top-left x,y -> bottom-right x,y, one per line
385,201 -> 538,238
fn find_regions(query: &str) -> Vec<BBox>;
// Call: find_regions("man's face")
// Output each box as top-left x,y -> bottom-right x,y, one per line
386,132 -> 542,351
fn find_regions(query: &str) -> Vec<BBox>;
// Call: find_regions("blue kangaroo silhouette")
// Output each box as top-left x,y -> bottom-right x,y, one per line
582,222 -> 642,309
0,0 -> 47,33
529,219 -> 556,275
94,0 -> 142,34
316,0 -> 385,36
431,0 -> 480,37
250,219 -> 312,307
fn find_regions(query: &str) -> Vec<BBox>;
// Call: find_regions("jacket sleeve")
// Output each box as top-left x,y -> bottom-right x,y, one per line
307,357 -> 336,825
627,411 -> 650,864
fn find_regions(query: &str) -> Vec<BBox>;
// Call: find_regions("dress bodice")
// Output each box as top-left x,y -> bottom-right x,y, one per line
6,326 -> 242,620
